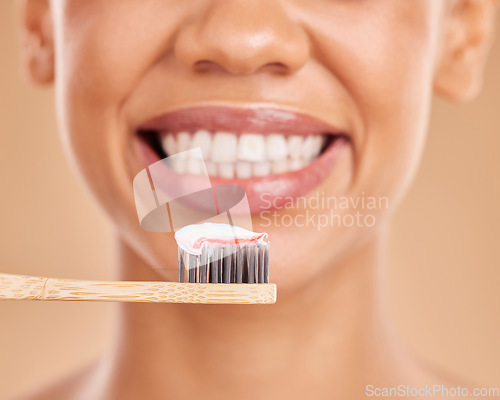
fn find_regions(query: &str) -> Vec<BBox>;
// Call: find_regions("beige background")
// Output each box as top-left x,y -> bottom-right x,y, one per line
0,2 -> 499,399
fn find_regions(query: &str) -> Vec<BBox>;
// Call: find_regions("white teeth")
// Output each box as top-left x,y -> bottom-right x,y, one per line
161,134 -> 177,156
159,131 -> 328,179
266,134 -> 288,161
272,160 -> 289,175
177,132 -> 191,153
219,162 -> 235,179
236,162 -> 252,179
289,159 -> 304,171
238,134 -> 266,162
211,132 -> 237,162
191,129 -> 212,158
288,135 -> 303,160
172,157 -> 186,174
186,157 -> 203,175
302,135 -> 323,161
253,161 -> 271,177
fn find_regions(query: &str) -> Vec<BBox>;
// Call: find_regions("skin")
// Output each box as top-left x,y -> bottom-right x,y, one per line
17,0 -> 498,399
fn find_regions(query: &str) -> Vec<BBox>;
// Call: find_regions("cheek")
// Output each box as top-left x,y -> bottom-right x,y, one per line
303,1 -> 442,199
51,1 -> 185,218
54,1 -> 184,107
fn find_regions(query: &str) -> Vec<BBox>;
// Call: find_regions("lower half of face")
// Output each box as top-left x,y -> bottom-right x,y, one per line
53,0 -> 441,290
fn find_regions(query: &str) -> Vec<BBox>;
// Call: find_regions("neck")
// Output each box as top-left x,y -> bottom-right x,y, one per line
95,229 -> 410,399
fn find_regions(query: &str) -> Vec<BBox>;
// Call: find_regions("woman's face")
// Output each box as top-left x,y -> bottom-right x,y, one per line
34,0 -> 485,289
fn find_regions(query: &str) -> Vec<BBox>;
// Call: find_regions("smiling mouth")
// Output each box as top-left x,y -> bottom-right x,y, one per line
139,130 -> 336,178
137,105 -> 346,179
134,105 -> 350,212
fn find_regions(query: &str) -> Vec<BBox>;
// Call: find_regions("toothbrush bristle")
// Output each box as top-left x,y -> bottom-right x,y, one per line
178,242 -> 269,284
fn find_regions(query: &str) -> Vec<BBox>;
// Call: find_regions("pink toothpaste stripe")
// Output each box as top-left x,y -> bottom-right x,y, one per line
192,234 -> 266,250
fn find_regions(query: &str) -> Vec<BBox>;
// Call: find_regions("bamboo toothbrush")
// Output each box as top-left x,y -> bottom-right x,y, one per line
0,224 -> 276,305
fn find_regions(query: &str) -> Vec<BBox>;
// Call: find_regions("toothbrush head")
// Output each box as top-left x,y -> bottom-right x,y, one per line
175,223 -> 269,284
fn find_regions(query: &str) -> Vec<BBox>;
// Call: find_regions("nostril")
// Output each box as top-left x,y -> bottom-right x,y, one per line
193,60 -> 225,73
194,59 -> 290,75
259,62 -> 290,75
192,58 -> 264,76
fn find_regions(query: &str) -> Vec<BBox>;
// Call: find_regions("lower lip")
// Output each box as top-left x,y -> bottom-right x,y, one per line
136,136 -> 349,213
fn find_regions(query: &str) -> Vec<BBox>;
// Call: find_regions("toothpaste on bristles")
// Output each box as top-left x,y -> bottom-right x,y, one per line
174,222 -> 269,284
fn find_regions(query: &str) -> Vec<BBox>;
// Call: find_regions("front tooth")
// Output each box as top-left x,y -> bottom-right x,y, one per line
272,160 -> 288,175
236,162 -> 252,179
171,157 -> 186,174
186,157 -> 203,175
266,134 -> 288,161
253,162 -> 271,177
302,135 -> 322,161
288,135 -> 303,160
191,129 -> 212,159
313,135 -> 324,156
289,159 -> 304,171
211,132 -> 237,162
177,132 -> 191,153
219,162 -> 235,179
238,134 -> 266,162
161,134 -> 177,156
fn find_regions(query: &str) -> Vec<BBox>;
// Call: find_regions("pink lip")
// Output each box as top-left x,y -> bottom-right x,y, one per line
135,105 -> 350,213
139,105 -> 343,136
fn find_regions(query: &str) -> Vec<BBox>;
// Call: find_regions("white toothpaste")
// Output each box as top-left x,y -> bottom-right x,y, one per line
174,222 -> 267,255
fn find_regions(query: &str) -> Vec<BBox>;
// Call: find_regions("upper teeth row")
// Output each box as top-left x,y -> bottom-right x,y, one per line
161,130 -> 325,164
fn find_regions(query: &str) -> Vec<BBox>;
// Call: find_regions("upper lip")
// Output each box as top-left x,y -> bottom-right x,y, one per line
137,104 -> 346,137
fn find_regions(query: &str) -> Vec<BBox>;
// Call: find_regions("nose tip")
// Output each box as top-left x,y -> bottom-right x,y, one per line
173,3 -> 309,76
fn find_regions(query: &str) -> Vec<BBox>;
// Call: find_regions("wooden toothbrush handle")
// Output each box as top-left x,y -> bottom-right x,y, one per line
0,273 -> 276,304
